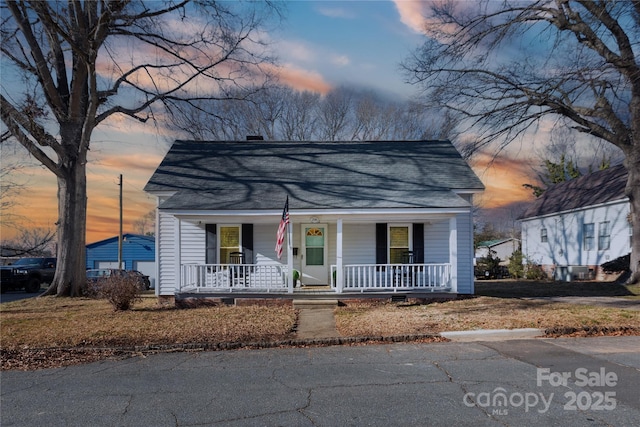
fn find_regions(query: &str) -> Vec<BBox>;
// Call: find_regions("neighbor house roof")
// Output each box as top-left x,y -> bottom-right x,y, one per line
477,238 -> 519,248
144,140 -> 484,211
520,164 -> 628,220
86,233 -> 155,249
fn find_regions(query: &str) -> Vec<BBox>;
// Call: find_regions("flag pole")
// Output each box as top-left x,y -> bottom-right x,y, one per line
287,214 -> 294,294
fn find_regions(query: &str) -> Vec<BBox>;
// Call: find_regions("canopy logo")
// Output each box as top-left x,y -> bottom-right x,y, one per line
463,367 -> 617,416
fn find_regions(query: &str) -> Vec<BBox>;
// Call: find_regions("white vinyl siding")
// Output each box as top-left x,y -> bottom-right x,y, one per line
341,224 -> 375,264
522,200 -> 630,268
425,219 -> 449,263
157,211 -> 176,295
456,212 -> 474,294
180,221 -> 205,264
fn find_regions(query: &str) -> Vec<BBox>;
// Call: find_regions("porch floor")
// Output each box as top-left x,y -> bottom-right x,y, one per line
176,287 -> 457,302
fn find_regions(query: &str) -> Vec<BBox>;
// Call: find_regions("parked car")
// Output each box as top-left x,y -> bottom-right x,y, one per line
86,269 -> 150,290
1,257 -> 56,293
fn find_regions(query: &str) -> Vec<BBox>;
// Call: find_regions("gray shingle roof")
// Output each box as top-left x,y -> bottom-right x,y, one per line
144,140 -> 484,210
520,164 -> 628,219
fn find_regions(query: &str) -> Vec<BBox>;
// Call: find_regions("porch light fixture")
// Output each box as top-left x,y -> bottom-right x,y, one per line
310,216 -> 319,224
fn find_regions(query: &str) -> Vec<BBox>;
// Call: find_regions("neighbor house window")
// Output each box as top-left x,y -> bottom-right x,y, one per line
583,223 -> 595,251
540,228 -> 548,243
220,226 -> 240,264
389,225 -> 410,263
598,221 -> 611,250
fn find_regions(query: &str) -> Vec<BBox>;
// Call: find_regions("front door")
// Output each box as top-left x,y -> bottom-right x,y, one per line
301,224 -> 328,285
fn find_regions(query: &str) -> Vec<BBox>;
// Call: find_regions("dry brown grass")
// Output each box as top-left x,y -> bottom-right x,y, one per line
335,297 -> 640,337
2,280 -> 640,370
0,296 -> 297,350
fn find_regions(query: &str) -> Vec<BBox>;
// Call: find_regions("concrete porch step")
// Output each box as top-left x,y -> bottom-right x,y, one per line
293,299 -> 339,309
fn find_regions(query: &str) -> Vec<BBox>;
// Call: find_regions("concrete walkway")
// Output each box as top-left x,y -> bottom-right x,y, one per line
293,300 -> 339,339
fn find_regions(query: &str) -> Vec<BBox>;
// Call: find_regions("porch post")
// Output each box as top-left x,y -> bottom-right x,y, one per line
175,217 -> 181,294
287,218 -> 294,293
336,218 -> 343,293
449,216 -> 458,293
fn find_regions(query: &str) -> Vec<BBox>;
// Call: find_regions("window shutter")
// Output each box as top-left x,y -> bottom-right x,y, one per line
205,224 -> 217,264
413,223 -> 424,263
376,223 -> 387,264
242,224 -> 254,263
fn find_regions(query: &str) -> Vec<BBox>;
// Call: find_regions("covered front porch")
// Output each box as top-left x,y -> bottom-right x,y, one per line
158,209 -> 472,297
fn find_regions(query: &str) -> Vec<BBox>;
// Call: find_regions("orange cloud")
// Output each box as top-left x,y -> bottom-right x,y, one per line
471,152 -> 536,209
392,0 -> 479,41
271,64 -> 333,94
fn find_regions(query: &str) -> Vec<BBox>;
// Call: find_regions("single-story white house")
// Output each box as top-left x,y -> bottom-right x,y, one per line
520,164 -> 631,281
475,238 -> 520,266
144,140 -> 484,299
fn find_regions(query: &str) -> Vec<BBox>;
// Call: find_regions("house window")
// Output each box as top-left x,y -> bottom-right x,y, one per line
598,221 -> 611,250
220,226 -> 240,264
541,228 -> 548,243
389,225 -> 410,264
583,223 -> 595,251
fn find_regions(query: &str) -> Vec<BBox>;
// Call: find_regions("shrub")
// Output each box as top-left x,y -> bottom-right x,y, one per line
525,263 -> 547,280
90,275 -> 142,311
508,250 -> 525,279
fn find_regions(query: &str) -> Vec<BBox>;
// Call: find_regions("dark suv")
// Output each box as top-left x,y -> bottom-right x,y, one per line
0,257 -> 57,293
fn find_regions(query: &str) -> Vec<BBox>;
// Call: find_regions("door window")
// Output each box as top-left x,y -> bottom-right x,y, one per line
305,227 -> 324,265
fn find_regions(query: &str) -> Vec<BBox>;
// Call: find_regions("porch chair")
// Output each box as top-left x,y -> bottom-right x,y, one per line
400,251 -> 415,287
229,251 -> 247,287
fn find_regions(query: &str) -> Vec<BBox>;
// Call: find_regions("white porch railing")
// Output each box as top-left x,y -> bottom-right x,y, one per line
332,263 -> 452,292
180,263 -> 452,293
181,264 -> 289,293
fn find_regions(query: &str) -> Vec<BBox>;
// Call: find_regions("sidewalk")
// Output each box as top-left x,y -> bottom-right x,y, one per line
293,300 -> 339,339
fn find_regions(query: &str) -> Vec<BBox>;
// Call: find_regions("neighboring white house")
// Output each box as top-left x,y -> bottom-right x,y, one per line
520,165 -> 631,281
475,238 -> 520,265
144,140 -> 484,299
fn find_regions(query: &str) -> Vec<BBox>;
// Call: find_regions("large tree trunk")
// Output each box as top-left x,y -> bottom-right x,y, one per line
627,152 -> 640,285
43,155 -> 87,297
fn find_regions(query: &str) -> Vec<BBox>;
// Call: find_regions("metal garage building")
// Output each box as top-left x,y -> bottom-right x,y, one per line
85,234 -> 156,288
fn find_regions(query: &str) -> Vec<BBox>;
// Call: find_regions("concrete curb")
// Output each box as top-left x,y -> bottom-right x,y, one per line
440,328 -> 544,342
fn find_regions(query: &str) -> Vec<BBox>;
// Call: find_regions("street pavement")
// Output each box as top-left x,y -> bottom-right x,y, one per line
1,336 -> 639,426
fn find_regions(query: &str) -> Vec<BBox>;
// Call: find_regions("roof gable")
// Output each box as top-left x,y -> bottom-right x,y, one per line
145,140 -> 484,210
520,164 -> 628,219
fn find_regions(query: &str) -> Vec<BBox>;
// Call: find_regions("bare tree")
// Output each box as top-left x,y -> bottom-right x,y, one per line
132,209 -> 156,236
1,0 -> 281,296
1,227 -> 56,257
317,88 -> 353,141
169,84 -> 454,142
0,156 -> 23,228
279,89 -> 319,141
403,0 -> 640,282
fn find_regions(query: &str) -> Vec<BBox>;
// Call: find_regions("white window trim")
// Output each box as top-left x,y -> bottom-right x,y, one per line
218,224 -> 242,263
388,223 -> 413,263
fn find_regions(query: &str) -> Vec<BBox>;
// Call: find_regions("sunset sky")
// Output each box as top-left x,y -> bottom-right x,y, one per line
1,1 -> 558,244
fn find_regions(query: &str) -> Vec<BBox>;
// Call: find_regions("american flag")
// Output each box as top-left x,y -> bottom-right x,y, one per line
275,196 -> 289,259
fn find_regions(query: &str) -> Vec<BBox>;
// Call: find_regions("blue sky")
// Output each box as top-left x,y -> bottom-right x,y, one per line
273,1 -> 424,97
2,1 -> 538,242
